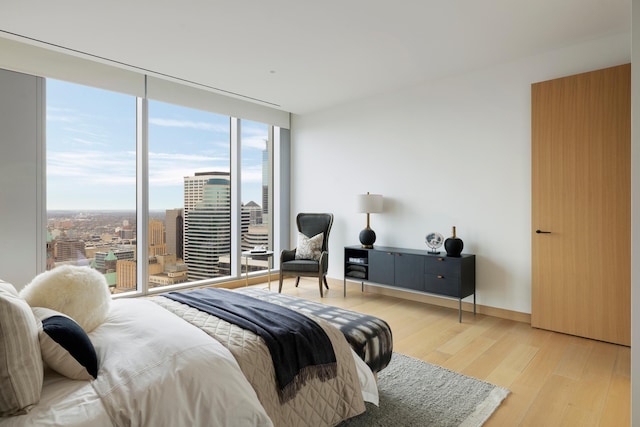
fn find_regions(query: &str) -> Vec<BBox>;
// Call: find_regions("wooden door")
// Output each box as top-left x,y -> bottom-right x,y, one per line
531,64 -> 630,346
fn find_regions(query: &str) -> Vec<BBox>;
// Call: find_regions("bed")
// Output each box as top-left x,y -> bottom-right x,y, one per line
1,282 -> 393,427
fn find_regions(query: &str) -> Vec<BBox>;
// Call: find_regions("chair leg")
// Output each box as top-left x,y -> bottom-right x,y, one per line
278,274 -> 284,293
323,276 -> 329,289
319,276 -> 324,298
295,277 -> 301,287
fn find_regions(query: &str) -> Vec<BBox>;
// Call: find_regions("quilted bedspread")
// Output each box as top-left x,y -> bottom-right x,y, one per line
236,288 -> 393,374
150,296 -> 366,427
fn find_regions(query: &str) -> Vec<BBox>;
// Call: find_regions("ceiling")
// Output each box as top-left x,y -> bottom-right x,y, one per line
0,0 -> 631,115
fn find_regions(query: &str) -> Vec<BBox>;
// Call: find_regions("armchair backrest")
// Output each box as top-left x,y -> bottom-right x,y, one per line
296,213 -> 334,253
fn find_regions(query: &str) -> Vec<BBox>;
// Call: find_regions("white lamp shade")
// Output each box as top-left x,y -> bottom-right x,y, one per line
357,193 -> 383,213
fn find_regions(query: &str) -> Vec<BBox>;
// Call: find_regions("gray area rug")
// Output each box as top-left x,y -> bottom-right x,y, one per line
340,353 -> 510,427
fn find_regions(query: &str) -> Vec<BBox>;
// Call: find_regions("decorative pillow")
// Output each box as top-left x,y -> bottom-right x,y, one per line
0,280 -> 43,416
20,265 -> 111,333
32,307 -> 98,381
295,232 -> 324,261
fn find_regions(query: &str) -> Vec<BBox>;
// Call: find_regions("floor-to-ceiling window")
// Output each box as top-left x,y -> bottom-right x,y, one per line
148,99 -> 231,286
46,78 -> 279,294
240,120 -> 272,275
46,79 -> 137,293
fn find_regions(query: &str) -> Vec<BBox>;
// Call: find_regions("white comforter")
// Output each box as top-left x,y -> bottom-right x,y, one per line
2,299 -> 273,427
2,298 -> 377,427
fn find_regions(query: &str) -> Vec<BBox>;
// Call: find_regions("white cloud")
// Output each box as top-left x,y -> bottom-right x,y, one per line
150,118 -> 228,132
149,152 -> 224,162
48,151 -> 136,184
47,107 -> 79,123
148,151 -> 230,186
243,135 -> 268,150
72,137 -> 108,146
241,166 -> 263,183
241,124 -> 268,150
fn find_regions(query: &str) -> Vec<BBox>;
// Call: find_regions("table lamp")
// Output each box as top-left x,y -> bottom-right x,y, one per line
357,192 -> 383,248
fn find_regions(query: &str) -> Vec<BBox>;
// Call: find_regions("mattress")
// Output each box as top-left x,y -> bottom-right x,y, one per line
235,288 -> 393,374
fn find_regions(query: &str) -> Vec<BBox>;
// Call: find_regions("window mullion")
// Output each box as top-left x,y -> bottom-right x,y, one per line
136,93 -> 149,294
230,117 -> 241,279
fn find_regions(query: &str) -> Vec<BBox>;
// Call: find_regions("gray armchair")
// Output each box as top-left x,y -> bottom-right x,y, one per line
279,213 -> 334,297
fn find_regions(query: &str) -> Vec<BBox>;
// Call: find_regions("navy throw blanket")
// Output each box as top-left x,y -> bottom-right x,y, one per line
162,288 -> 337,403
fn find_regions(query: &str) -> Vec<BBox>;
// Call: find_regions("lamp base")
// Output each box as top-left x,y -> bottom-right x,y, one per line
359,228 -> 376,248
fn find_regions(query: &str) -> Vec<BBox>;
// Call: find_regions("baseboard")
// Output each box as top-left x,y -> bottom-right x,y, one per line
342,279 -> 531,324
224,274 -> 278,289
229,273 -> 531,324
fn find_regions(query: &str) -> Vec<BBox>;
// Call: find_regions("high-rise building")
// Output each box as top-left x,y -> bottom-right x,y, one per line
242,201 -> 262,227
46,230 -> 55,270
148,254 -> 188,286
241,202 -> 266,251
243,225 -> 269,252
54,238 -> 86,262
183,172 -> 231,281
115,259 -> 136,292
165,208 -> 183,259
94,249 -> 134,272
148,219 -> 166,256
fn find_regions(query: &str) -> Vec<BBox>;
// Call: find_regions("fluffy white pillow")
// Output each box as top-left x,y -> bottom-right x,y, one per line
295,232 -> 324,261
32,307 -> 98,381
0,280 -> 43,416
20,266 -> 111,333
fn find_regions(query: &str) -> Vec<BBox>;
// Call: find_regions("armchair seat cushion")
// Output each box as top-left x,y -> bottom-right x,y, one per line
281,260 -> 320,273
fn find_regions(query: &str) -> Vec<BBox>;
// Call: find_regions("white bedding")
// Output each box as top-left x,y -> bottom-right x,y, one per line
1,298 -> 378,427
0,372 -> 109,427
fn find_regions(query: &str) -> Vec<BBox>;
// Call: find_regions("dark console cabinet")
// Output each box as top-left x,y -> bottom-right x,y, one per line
345,245 -> 476,322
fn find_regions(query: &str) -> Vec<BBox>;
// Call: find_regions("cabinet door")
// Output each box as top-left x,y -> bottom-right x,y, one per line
368,250 -> 394,285
394,253 -> 424,291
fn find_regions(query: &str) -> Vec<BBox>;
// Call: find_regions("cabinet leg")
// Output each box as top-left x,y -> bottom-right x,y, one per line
459,299 -> 462,323
474,293 -> 476,316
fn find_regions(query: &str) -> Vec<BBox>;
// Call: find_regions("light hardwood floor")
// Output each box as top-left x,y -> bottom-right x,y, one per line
269,277 -> 630,426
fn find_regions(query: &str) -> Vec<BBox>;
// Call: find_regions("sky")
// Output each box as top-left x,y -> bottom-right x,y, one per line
46,79 -> 268,211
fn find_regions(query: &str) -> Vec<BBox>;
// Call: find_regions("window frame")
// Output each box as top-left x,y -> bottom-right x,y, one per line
43,76 -> 288,296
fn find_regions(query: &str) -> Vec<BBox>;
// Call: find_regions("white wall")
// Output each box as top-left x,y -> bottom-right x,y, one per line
290,32 -> 630,315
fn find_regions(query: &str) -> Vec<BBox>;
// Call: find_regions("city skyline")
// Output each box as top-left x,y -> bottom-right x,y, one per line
46,78 -> 268,211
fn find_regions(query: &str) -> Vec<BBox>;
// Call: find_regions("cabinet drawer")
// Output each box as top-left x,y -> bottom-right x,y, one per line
424,273 -> 459,297
424,256 -> 461,277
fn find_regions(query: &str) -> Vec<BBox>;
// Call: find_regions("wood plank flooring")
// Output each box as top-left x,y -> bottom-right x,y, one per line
269,278 -> 630,426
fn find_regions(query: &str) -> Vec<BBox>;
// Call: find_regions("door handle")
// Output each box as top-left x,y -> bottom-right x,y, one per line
535,229 -> 552,234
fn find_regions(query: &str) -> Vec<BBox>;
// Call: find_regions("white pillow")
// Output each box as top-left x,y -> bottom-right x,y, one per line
295,232 -> 324,261
32,307 -> 98,381
0,280 -> 43,416
20,265 -> 111,333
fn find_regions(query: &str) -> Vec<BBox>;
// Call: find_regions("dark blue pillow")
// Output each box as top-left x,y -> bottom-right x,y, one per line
33,307 -> 98,380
